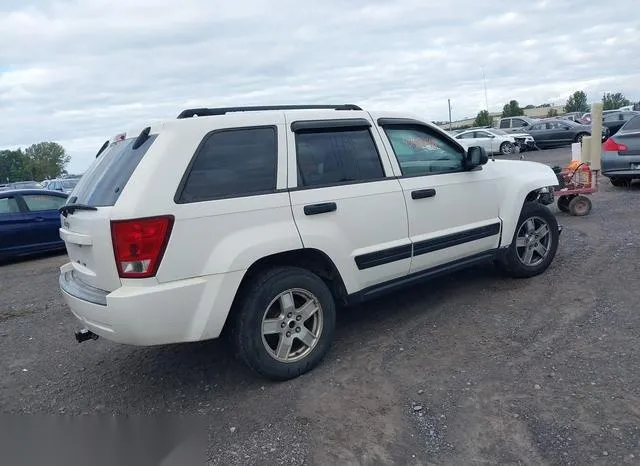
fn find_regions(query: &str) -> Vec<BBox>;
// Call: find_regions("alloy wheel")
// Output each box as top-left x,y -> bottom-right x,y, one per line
261,288 -> 324,363
515,216 -> 552,267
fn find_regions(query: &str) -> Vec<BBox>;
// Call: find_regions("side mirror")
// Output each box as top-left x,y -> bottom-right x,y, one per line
465,146 -> 489,169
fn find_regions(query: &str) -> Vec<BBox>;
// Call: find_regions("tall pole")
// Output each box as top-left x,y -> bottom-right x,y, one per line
448,99 -> 452,130
481,65 -> 489,112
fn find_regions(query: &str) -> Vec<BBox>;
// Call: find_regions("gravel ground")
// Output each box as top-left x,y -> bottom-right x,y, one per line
1,148 -> 639,465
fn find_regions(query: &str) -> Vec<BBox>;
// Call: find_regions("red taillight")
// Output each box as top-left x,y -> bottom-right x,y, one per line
111,216 -> 174,278
602,138 -> 628,152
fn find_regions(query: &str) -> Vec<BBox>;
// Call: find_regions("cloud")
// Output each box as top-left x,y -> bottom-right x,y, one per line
0,0 -> 639,173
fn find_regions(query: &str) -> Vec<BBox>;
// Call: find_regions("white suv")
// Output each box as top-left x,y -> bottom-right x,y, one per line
58,104 -> 561,380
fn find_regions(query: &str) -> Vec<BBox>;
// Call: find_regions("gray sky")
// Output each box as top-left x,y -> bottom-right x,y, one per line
1,0 -> 639,173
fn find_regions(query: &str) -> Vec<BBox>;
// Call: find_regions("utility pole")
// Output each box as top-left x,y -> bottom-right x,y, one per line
448,99 -> 452,130
481,65 -> 489,112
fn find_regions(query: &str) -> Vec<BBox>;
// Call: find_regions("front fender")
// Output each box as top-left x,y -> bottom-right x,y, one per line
494,161 -> 559,247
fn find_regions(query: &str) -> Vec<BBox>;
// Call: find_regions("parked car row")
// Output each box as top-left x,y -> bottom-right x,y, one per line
496,116 -> 610,149
0,181 -> 43,191
1,177 -> 80,194
453,127 -> 535,155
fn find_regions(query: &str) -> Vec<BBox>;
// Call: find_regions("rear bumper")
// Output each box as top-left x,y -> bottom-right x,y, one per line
601,151 -> 640,178
59,262 -> 244,346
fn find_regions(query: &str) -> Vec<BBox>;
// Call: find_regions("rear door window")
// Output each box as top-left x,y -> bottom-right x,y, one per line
70,135 -> 157,207
295,128 -> 385,187
0,197 -> 20,214
21,194 -> 67,212
177,127 -> 277,203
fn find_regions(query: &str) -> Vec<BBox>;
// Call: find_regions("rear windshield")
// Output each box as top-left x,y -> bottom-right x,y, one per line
61,179 -> 78,189
622,115 -> 640,132
70,134 -> 157,206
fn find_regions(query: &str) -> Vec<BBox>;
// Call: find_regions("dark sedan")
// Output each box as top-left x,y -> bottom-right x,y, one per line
0,189 -> 68,260
602,115 -> 640,187
525,119 -> 609,148
602,111 -> 640,136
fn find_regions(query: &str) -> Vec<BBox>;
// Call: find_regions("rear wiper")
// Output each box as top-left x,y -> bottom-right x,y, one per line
59,204 -> 98,217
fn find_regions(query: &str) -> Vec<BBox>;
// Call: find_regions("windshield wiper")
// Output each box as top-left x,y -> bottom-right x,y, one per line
59,204 -> 98,217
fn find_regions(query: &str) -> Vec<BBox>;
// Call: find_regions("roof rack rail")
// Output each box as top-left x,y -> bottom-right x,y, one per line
176,104 -> 362,119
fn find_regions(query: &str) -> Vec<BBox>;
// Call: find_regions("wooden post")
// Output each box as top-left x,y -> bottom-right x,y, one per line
581,136 -> 592,164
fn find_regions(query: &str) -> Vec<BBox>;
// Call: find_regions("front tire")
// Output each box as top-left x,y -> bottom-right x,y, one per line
500,142 -> 515,155
495,202 -> 559,278
233,267 -> 336,381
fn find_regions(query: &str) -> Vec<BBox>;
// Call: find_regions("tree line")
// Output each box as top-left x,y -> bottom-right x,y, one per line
0,142 -> 70,183
473,91 -> 636,127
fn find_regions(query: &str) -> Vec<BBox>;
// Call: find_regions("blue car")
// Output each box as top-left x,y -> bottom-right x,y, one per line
0,189 -> 68,260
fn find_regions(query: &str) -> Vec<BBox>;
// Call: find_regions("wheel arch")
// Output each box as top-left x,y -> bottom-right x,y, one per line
575,131 -> 590,142
221,248 -> 349,336
499,178 -> 558,248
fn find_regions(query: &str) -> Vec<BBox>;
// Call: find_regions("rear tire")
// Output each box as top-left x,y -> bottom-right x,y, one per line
495,202 -> 559,278
610,177 -> 628,187
233,266 -> 336,381
575,132 -> 589,144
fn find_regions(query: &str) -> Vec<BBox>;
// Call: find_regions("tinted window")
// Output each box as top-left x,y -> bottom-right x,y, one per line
530,124 -> 544,131
22,194 -> 67,212
622,115 -> 640,131
179,127 -> 277,202
456,132 -> 474,139
384,126 -> 464,176
499,119 -> 510,129
0,197 -> 20,214
295,128 -> 384,187
512,119 -> 526,128
475,131 -> 492,138
604,113 -> 620,122
71,135 -> 157,207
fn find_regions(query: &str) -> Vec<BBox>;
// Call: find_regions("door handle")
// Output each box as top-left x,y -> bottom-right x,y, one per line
304,202 -> 337,216
411,189 -> 436,200
33,216 -> 45,222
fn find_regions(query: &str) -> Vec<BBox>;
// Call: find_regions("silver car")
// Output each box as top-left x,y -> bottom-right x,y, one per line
46,178 -> 79,194
601,115 -> 640,186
